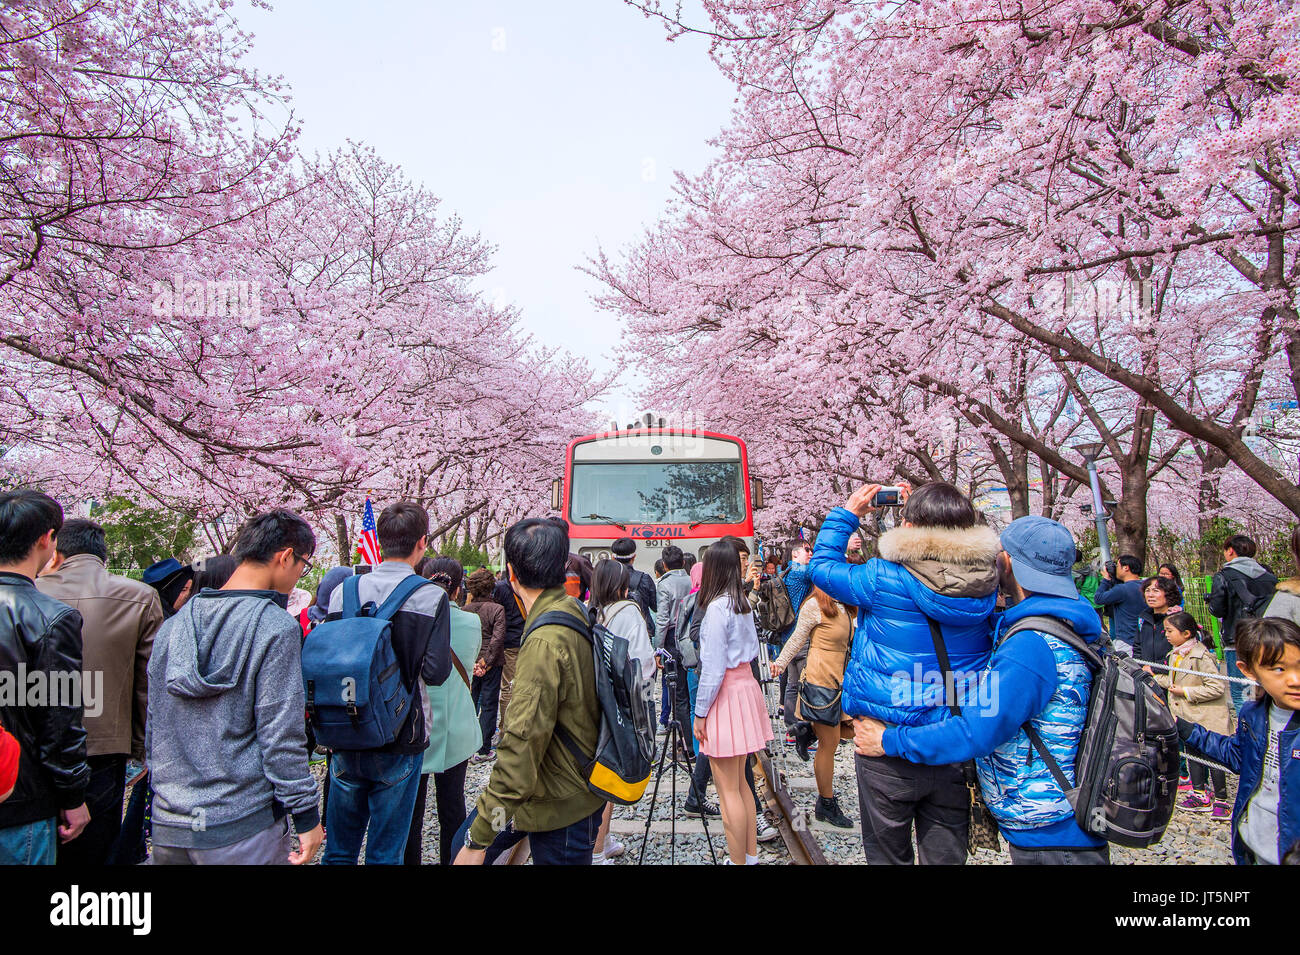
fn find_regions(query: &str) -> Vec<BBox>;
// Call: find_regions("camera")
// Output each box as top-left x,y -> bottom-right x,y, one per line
1105,560 -> 1117,578
872,486 -> 904,507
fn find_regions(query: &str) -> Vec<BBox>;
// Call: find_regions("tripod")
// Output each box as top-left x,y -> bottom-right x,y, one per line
637,652 -> 718,865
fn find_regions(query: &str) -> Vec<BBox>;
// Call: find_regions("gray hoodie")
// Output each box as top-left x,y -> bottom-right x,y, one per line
146,589 -> 320,849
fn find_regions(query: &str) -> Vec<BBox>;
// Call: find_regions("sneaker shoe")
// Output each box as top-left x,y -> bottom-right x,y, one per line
785,733 -> 797,745
814,795 -> 854,829
1177,775 -> 1193,793
1178,790 -> 1213,813
469,750 -> 495,765
598,838 -> 625,860
683,797 -> 721,817
1211,801 -> 1232,821
756,813 -> 780,843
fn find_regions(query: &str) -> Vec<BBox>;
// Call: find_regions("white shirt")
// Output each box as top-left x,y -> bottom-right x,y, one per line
695,597 -> 760,718
1239,704 -> 1290,864
600,600 -> 657,682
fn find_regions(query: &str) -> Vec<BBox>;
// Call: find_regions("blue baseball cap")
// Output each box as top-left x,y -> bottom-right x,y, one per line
1000,516 -> 1079,600
142,557 -> 189,586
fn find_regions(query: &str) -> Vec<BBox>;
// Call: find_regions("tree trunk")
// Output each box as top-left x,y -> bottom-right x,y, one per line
335,512 -> 351,566
1111,465 -> 1150,566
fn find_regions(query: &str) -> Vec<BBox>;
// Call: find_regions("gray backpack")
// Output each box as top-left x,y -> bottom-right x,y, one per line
1001,616 -> 1180,848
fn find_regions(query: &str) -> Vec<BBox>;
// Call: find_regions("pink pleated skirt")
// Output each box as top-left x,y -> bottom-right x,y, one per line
701,665 -> 774,759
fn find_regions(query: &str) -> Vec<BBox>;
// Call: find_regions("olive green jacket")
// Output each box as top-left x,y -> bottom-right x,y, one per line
469,587 -> 603,844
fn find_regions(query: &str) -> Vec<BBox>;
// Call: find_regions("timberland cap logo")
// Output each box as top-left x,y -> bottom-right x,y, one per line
1001,516 -> 1075,578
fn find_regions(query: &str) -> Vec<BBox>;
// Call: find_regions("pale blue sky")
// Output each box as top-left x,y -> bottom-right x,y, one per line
238,1 -> 734,413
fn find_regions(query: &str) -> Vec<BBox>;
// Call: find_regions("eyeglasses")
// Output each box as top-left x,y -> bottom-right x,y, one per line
294,553 -> 314,580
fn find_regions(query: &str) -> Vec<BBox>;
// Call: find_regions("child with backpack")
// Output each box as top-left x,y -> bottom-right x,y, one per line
1145,612 -> 1233,819
1177,616 -> 1300,864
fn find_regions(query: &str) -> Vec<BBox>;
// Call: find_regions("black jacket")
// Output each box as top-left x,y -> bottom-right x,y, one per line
622,564 -> 658,634
0,572 -> 90,828
1135,608 -> 1173,664
493,579 -> 526,650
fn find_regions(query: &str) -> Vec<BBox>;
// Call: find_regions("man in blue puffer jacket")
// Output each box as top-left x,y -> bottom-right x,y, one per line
810,482 -> 1001,864
854,515 -> 1110,864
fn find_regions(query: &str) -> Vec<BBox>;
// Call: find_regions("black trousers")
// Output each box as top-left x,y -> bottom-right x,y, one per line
1189,760 -> 1228,800
59,754 -> 126,866
404,759 -> 470,866
471,665 -> 503,754
854,752 -> 968,865
1008,844 -> 1110,865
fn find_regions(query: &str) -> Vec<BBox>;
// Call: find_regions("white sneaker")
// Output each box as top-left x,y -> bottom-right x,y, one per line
756,814 -> 780,843
598,838 -> 625,860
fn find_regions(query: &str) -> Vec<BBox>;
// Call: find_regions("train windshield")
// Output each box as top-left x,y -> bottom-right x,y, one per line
570,460 -> 745,526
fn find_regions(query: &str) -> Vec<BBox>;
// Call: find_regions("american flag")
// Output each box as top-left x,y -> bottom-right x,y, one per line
357,497 -> 381,565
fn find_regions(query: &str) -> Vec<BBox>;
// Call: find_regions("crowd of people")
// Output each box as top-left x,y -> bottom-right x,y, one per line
0,483 -> 1296,866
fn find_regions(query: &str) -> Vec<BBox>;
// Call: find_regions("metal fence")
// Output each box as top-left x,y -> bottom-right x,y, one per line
1180,575 -> 1223,656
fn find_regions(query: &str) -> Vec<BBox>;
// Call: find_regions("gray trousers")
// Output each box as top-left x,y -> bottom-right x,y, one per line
151,819 -> 292,865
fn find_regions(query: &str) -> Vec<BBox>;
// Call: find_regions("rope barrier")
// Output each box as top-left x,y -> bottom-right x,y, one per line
1129,657 -> 1246,775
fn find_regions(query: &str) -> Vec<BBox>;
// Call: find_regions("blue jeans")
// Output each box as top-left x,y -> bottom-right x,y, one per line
323,750 -> 423,865
1224,648 -> 1248,711
0,817 -> 57,865
453,805 -> 603,865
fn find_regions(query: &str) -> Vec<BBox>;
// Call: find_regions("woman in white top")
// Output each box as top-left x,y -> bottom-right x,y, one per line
693,541 -> 774,865
587,558 -> 656,864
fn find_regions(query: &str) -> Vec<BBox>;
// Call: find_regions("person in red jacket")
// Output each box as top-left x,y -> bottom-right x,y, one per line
0,724 -> 19,803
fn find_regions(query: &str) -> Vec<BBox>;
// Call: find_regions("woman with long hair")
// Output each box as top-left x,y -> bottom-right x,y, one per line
770,585 -> 855,828
405,556 -> 481,865
587,557 -> 656,864
693,540 -> 773,864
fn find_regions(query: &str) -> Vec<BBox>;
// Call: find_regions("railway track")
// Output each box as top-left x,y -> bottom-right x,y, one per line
756,747 -> 828,865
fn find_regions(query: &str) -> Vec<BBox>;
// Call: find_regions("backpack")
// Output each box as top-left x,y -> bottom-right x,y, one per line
624,567 -> 655,632
1222,567 -> 1278,621
755,575 -> 797,637
524,604 -> 656,805
671,592 -> 703,669
1000,615 -> 1180,848
301,574 -> 430,751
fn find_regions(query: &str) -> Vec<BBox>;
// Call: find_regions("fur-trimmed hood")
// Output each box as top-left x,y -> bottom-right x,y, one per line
1276,577 -> 1300,596
877,524 -> 1001,598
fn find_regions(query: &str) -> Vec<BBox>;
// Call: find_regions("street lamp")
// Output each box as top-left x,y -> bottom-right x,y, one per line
1073,442 -> 1112,566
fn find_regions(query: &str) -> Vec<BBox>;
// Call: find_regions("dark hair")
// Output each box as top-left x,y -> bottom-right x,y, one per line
1142,576 -> 1181,608
56,518 -> 107,562
1163,611 -> 1201,643
0,490 -> 63,565
1235,616 -> 1300,676
591,557 -> 629,610
1225,535 -> 1257,558
682,553 -> 697,572
901,482 -> 977,529
194,555 -> 237,592
653,559 -> 666,577
663,545 -> 684,569
424,556 -> 464,598
1117,554 -> 1144,576
377,501 -> 428,560
720,534 -> 749,558
697,540 -> 751,616
465,567 -> 496,601
232,509 -> 316,565
504,518 -> 567,589
1158,562 -> 1184,593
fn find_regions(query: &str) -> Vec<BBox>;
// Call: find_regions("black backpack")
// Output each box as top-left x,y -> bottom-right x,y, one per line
1000,616 -> 1180,848
523,604 -> 656,805
1222,567 -> 1278,621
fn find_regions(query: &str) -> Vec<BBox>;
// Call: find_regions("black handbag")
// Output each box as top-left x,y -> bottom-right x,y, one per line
924,615 -> 1001,854
796,680 -> 843,725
